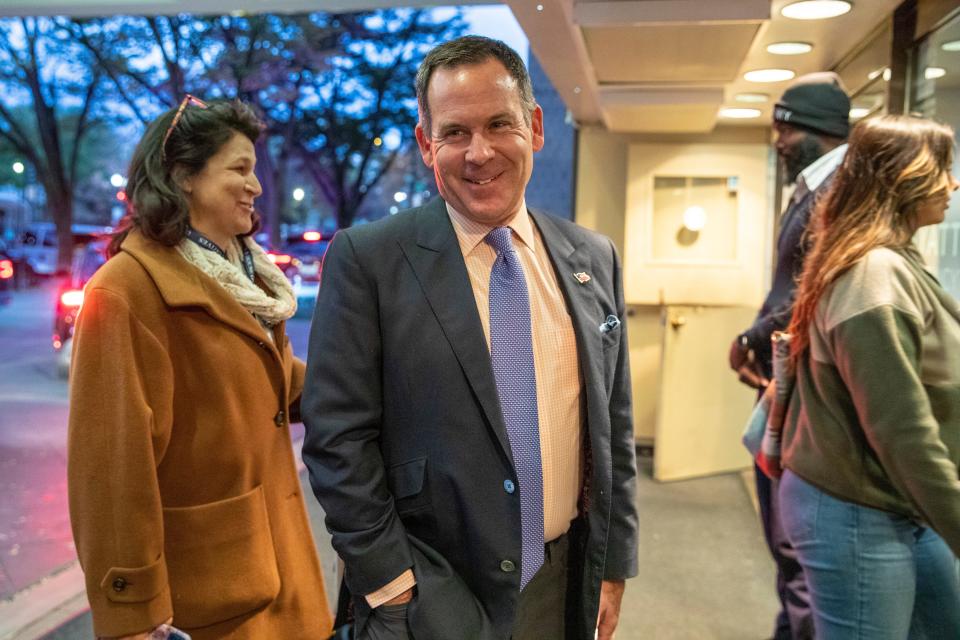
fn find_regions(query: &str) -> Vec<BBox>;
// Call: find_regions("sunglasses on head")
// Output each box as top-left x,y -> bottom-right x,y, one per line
161,94 -> 209,161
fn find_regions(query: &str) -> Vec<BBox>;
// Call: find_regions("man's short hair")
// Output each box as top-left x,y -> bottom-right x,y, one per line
416,35 -> 537,131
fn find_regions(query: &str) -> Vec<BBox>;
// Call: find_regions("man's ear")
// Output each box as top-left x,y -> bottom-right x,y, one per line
531,105 -> 545,153
415,122 -> 434,168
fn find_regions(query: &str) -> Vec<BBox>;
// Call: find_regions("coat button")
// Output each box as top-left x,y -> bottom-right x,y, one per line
503,479 -> 515,494
112,577 -> 127,592
500,559 -> 516,573
274,411 -> 285,427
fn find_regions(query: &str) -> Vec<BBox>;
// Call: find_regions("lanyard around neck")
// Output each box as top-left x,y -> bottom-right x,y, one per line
185,226 -> 255,284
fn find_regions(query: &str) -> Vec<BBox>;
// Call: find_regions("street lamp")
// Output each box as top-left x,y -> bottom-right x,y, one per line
11,162 -> 26,241
110,173 -> 125,188
292,188 -> 305,202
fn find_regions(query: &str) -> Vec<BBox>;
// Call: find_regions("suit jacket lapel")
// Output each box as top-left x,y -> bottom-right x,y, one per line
530,210 -> 606,422
399,200 -> 514,461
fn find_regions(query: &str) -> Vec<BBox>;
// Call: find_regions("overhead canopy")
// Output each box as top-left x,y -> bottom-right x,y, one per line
0,0 -> 904,133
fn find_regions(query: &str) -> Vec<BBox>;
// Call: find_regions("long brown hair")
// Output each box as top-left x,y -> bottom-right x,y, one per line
788,114 -> 955,361
107,99 -> 264,257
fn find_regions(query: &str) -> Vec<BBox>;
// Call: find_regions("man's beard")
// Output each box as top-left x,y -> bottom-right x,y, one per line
782,134 -> 826,185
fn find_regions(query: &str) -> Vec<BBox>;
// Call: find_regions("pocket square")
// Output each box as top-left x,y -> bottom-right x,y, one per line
599,315 -> 621,333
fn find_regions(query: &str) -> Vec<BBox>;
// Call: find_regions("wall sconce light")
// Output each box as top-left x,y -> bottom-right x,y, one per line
682,206 -> 707,232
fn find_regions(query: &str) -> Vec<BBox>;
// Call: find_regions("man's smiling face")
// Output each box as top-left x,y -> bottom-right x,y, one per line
415,58 -> 544,226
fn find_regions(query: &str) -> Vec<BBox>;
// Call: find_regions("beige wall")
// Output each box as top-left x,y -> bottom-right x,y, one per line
576,125 -> 773,458
575,126 -> 630,255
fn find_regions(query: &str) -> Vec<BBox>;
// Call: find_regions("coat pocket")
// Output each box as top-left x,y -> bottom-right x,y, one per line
162,485 -> 281,628
389,457 -> 426,501
388,457 -> 437,542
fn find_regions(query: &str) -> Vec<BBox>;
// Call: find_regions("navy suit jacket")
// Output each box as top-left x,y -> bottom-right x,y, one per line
302,198 -> 638,639
741,173 -> 836,377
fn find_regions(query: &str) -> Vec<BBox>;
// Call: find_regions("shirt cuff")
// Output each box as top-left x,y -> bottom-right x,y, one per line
365,568 -> 417,608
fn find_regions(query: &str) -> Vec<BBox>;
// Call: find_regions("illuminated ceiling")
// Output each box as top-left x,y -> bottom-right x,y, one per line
0,0 -> 907,133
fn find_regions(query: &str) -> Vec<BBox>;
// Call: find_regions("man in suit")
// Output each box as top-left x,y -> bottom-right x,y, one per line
728,73 -> 850,640
302,36 -> 638,640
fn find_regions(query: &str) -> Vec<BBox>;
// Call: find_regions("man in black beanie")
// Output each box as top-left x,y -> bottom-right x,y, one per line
728,72 -> 850,640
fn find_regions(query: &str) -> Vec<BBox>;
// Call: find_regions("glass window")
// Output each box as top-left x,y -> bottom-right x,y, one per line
910,11 -> 960,296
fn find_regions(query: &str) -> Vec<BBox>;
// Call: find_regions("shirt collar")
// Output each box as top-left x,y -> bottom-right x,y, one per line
800,143 -> 847,192
445,200 -> 535,256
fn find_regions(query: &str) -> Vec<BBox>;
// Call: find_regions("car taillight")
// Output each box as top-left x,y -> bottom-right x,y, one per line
303,231 -> 322,242
60,289 -> 84,308
268,253 -> 292,265
0,259 -> 12,279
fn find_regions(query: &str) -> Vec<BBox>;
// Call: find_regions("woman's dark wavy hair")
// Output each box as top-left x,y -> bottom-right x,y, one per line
107,99 -> 264,257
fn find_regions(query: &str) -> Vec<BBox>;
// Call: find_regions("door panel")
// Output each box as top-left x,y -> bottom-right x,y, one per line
654,305 -> 757,481
621,141 -> 772,480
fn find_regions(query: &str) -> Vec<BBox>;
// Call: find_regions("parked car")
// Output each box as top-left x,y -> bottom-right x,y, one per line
9,222 -> 110,281
268,231 -> 332,318
53,240 -> 107,377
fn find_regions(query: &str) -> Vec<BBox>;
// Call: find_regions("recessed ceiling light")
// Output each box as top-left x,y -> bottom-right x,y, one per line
720,107 -> 762,119
573,86 -> 582,94
925,67 -> 947,80
735,93 -> 770,103
867,67 -> 892,81
744,68 -> 796,83
767,42 -> 814,55
849,108 -> 870,119
782,1 -> 852,20
942,40 -> 960,52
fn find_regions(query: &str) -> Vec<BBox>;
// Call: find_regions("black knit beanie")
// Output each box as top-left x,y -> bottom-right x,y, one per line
773,72 -> 851,138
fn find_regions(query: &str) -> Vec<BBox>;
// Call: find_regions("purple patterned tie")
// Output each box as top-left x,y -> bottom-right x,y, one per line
485,226 -> 544,589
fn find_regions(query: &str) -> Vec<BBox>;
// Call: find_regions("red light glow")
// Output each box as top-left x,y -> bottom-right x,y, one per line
0,259 -> 12,279
116,191 -> 127,202
60,289 -> 84,308
268,253 -> 293,265
302,231 -> 322,242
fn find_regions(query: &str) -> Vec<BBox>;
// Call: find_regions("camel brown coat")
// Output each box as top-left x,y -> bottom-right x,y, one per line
68,230 -> 332,639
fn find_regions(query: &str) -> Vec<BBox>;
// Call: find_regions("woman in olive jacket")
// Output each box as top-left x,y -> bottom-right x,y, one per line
780,114 -> 960,639
67,98 -> 332,639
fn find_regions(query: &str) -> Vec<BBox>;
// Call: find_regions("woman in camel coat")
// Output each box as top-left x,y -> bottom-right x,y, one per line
67,97 -> 332,639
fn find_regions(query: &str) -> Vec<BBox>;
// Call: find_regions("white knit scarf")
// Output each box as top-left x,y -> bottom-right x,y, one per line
177,235 -> 297,327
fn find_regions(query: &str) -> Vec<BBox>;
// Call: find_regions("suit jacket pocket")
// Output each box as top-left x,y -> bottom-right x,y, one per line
601,324 -> 621,352
388,457 -> 429,509
162,485 -> 281,629
388,457 -> 436,542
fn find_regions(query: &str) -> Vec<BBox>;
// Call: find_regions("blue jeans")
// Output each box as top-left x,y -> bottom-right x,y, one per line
780,470 -> 960,639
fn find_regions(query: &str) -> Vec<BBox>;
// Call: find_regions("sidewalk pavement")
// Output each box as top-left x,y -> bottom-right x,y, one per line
0,283 -> 81,639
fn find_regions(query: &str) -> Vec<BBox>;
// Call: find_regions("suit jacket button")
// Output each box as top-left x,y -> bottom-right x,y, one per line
503,480 -> 515,494
112,577 -> 127,592
274,411 -> 285,426
500,560 -> 516,573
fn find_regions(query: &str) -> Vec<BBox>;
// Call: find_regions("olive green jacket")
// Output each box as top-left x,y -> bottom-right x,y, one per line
783,246 -> 960,554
